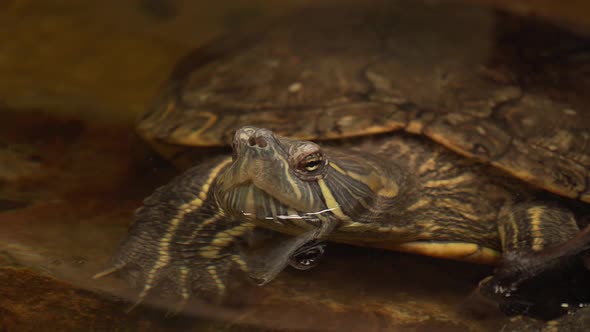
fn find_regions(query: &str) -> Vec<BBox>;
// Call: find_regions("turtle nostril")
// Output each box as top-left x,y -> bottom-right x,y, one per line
255,137 -> 268,148
247,136 -> 268,148
248,136 -> 256,146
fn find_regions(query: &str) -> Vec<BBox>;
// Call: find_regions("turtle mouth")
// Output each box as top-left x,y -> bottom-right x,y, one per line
219,126 -> 280,192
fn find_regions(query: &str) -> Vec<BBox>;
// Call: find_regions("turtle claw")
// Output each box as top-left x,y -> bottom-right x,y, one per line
165,297 -> 188,318
92,263 -> 127,280
125,298 -> 145,314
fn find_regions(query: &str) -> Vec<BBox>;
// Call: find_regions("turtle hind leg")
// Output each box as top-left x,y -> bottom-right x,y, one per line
479,202 -> 590,317
494,202 -> 590,287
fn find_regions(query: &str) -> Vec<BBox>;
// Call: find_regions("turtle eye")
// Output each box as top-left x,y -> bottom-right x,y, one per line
298,152 -> 324,173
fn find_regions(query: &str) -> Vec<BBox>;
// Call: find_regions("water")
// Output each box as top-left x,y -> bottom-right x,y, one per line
0,1 -> 589,331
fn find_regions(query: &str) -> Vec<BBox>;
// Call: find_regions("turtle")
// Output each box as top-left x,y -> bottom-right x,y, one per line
95,0 -> 590,319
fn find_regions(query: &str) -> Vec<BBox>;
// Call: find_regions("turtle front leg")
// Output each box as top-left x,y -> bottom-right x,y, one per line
479,202 -> 590,315
95,156 -> 319,308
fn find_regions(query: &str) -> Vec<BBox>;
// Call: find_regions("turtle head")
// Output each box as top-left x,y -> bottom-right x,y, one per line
214,126 -> 399,233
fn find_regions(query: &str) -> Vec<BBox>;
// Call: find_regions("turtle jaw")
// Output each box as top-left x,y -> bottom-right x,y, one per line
218,126 -> 287,194
215,126 -> 266,191
215,126 -> 325,220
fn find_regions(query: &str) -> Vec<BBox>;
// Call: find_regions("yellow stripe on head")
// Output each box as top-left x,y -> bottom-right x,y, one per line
318,178 -> 351,221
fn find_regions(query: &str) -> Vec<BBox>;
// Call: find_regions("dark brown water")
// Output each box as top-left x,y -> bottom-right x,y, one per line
1,1 -> 589,331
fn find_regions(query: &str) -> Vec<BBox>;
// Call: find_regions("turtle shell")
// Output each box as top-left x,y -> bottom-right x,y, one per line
137,0 -> 590,202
